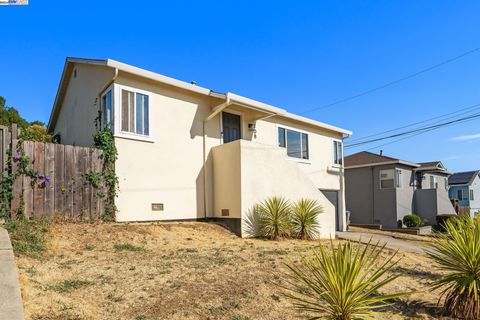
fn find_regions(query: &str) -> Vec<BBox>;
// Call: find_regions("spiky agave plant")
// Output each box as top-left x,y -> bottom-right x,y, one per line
279,240 -> 408,320
291,198 -> 323,240
257,197 -> 291,240
427,216 -> 480,319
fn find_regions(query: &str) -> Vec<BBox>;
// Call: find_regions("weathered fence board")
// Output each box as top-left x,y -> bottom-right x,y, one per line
0,126 -> 105,219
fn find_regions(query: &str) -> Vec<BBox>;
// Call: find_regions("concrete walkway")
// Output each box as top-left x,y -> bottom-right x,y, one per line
0,227 -> 25,320
336,230 -> 427,254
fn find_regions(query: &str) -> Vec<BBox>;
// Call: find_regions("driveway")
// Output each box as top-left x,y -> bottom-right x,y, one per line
336,230 -> 427,254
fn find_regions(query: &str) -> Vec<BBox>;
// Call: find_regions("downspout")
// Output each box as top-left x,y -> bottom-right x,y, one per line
340,133 -> 349,231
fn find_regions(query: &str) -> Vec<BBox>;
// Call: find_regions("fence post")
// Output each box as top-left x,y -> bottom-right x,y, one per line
0,125 -> 7,175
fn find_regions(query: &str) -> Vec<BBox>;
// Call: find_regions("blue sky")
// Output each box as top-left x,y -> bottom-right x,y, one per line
0,0 -> 479,172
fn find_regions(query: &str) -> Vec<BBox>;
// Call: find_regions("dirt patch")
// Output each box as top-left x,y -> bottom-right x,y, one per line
16,222 -> 450,319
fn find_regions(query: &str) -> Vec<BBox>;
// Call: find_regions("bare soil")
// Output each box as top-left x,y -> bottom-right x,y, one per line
16,222 -> 450,320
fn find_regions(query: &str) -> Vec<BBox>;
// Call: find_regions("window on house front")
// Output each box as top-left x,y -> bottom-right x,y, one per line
380,169 -> 395,189
121,89 -> 149,136
429,176 -> 438,189
396,169 -> 403,188
101,90 -> 113,131
470,189 -> 474,201
333,141 -> 343,166
278,127 -> 309,160
458,189 -> 463,200
278,127 -> 286,148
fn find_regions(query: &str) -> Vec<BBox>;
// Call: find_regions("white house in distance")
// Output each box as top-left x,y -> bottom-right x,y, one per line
47,58 -> 351,238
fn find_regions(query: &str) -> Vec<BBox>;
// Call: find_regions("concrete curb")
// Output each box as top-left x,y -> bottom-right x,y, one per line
0,227 -> 25,320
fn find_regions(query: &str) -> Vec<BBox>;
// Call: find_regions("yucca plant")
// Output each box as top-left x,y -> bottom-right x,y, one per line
257,196 -> 291,240
279,240 -> 408,319
291,198 -> 323,240
426,216 -> 480,319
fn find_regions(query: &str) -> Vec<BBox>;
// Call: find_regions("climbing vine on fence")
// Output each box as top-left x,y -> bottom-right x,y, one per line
0,139 -> 50,220
88,103 -> 119,221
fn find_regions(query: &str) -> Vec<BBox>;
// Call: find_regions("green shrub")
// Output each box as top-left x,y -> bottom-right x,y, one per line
257,197 -> 291,240
403,214 -> 422,228
4,218 -> 50,258
279,240 -> 409,319
427,216 -> 480,319
291,198 -> 323,240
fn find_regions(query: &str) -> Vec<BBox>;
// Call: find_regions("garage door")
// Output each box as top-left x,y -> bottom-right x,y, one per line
320,190 -> 339,231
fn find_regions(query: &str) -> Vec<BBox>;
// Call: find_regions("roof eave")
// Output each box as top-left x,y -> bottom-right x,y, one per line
345,160 -> 420,170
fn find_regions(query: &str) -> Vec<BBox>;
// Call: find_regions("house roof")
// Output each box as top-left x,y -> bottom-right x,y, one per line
448,171 -> 480,186
48,57 -> 352,136
344,151 -> 420,169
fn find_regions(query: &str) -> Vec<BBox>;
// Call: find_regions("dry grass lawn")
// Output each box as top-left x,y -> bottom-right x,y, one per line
15,222 -> 451,320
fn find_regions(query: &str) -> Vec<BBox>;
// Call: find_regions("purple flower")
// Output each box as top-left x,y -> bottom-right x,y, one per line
34,172 -> 41,179
42,177 -> 51,184
14,151 -> 21,160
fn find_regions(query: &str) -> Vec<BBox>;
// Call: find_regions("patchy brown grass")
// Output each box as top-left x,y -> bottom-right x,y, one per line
15,222 -> 450,320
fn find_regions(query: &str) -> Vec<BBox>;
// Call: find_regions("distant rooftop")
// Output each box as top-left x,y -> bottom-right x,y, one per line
345,151 -> 449,174
449,171 -> 480,186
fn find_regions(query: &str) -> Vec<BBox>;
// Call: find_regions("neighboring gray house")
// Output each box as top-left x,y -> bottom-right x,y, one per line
448,171 -> 480,217
345,151 -> 456,228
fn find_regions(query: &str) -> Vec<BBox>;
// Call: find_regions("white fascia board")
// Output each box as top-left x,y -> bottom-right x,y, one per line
107,59 -> 212,96
282,112 -> 352,136
226,92 -> 286,115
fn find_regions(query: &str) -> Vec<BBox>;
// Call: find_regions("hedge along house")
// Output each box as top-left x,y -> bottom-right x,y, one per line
47,58 -> 352,238
344,151 -> 456,228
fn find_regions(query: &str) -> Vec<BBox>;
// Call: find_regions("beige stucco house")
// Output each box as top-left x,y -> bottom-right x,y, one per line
47,57 -> 352,238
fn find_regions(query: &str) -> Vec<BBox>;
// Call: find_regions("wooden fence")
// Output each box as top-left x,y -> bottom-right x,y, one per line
0,124 -> 105,219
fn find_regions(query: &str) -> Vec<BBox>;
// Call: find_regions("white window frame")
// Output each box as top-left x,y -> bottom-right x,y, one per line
379,169 -> 395,189
333,140 -> 343,167
100,86 -> 114,132
470,189 -> 474,201
114,83 -> 153,142
277,124 -> 310,162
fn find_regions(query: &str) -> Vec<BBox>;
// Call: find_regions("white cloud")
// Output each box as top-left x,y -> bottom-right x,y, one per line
451,133 -> 480,141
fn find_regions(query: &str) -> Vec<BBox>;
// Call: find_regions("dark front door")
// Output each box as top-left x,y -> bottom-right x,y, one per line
321,190 -> 340,231
222,112 -> 241,143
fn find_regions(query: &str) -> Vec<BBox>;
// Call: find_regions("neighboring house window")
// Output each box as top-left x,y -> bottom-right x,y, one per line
470,189 -> 474,201
101,90 -> 113,130
396,169 -> 403,188
458,189 -> 468,200
380,169 -> 395,189
333,140 -> 343,166
278,127 -> 309,160
121,89 -> 149,136
429,176 -> 438,189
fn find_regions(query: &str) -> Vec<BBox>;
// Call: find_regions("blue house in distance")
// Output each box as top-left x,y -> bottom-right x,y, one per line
448,170 -> 480,217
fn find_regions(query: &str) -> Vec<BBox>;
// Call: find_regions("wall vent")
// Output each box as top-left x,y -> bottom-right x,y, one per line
152,203 -> 164,211
221,209 -> 230,217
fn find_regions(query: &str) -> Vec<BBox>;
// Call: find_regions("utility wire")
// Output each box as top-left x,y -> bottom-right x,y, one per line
299,47 -> 480,115
348,102 -> 480,143
362,114 -> 480,151
345,111 -> 480,149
